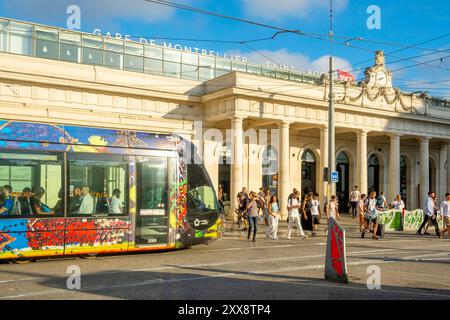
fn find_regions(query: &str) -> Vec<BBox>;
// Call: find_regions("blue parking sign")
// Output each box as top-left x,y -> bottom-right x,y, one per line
331,171 -> 339,183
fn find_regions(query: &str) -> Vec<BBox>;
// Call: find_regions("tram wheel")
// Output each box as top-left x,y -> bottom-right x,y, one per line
11,258 -> 35,264
79,253 -> 99,259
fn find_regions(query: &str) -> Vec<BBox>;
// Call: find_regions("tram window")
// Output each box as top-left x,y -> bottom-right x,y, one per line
0,152 -> 63,217
187,164 -> 220,213
68,153 -> 128,217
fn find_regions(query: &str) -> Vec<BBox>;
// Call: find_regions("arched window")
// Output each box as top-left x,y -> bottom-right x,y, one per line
262,145 -> 278,195
336,152 -> 350,211
301,149 -> 316,196
336,152 -> 349,164
301,149 -> 316,163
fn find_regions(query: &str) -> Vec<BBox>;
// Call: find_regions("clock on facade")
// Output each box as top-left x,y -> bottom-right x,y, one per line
375,70 -> 387,86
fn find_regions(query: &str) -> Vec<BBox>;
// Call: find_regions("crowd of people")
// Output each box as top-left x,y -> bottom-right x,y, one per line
232,185 -> 450,242
0,184 -> 125,216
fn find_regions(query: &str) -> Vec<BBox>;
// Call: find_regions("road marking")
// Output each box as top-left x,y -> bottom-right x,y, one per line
0,242 -> 447,288
2,252 -> 450,299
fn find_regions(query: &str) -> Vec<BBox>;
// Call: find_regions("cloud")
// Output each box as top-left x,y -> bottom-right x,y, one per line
226,48 -> 352,74
242,0 -> 348,21
2,0 -> 177,26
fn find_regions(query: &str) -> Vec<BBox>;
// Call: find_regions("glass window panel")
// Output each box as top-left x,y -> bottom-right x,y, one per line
0,19 -> 9,52
262,67 -> 276,78
144,57 -> 162,75
182,52 -> 198,65
232,61 -> 247,72
60,31 -> 80,63
199,55 -> 215,68
144,45 -> 162,59
290,72 -> 303,82
124,54 -> 144,72
125,42 -> 143,56
82,47 -> 102,65
247,64 -> 262,75
303,75 -> 316,84
82,35 -> 103,48
105,50 -> 123,69
181,64 -> 198,81
68,153 -> 128,217
276,70 -> 290,80
104,39 -> 122,52
35,27 -> 59,60
10,22 -> 32,56
104,39 -> 123,69
82,35 -> 103,66
0,152 -> 63,217
216,58 -> 231,70
199,66 -> 215,81
164,49 -> 181,62
163,61 -> 181,78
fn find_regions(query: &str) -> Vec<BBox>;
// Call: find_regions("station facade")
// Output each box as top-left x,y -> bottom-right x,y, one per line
0,18 -> 449,217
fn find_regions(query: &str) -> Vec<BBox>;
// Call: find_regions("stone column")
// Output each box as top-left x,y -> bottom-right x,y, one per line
230,116 -> 244,214
320,126 -> 329,204
279,121 -> 291,219
388,133 -> 401,203
419,137 -> 430,208
357,130 -> 369,195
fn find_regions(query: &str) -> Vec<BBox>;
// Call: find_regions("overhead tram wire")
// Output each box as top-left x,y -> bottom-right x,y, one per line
143,0 -> 450,78
337,33 -> 450,73
343,48 -> 450,75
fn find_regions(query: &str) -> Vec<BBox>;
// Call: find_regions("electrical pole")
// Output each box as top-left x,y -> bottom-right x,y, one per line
327,0 -> 336,198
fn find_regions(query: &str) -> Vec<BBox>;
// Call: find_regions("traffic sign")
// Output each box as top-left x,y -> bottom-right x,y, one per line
330,171 -> 339,183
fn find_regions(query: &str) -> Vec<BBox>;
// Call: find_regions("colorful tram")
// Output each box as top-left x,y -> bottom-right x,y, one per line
0,120 -> 223,262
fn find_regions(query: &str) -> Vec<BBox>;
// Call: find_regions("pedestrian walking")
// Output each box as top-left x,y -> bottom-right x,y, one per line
287,190 -> 305,239
263,189 -> 271,226
349,186 -> 360,219
376,192 -> 388,211
310,193 -> 320,237
361,191 -> 379,240
358,194 -> 367,232
265,195 -> 280,240
439,193 -> 450,239
417,191 -> 440,237
246,192 -> 259,242
301,192 -> 313,234
326,195 -> 341,223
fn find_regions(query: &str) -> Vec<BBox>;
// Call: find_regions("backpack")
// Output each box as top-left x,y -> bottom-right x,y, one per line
376,196 -> 384,207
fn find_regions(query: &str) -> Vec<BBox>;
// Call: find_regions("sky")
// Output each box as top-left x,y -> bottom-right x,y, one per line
0,0 -> 449,98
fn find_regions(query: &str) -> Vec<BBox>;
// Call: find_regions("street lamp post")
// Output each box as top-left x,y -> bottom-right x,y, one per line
327,0 -> 336,199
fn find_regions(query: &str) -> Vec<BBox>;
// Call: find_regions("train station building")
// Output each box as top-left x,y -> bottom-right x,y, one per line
1,17 -> 450,217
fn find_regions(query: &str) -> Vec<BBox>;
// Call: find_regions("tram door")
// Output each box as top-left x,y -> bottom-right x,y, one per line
135,156 -> 177,246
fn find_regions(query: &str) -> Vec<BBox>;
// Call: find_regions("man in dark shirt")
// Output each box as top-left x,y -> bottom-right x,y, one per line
18,187 -> 32,216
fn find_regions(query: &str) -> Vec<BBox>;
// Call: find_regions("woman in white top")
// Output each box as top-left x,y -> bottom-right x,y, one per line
266,195 -> 280,240
391,194 -> 405,211
287,191 -> 306,239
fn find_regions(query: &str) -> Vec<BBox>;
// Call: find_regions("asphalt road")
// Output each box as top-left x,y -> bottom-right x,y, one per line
0,215 -> 449,300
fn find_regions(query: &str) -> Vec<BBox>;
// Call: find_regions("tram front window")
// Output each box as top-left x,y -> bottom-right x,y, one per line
187,164 -> 220,213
